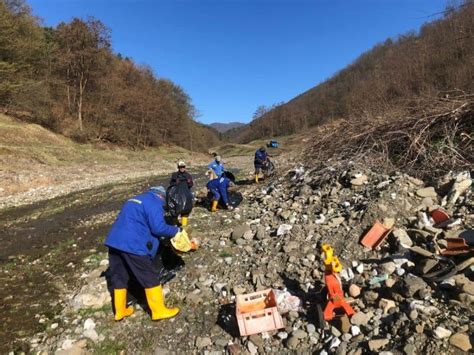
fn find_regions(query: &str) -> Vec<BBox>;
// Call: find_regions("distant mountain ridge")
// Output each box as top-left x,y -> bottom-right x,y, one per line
209,122 -> 246,133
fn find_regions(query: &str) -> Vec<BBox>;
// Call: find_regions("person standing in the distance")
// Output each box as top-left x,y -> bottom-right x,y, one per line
254,146 -> 269,183
169,161 -> 193,226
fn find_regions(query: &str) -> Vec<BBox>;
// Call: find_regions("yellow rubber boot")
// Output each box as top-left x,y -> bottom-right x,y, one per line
211,200 -> 218,212
145,285 -> 180,320
181,216 -> 188,227
255,174 -> 260,183
113,289 -> 134,321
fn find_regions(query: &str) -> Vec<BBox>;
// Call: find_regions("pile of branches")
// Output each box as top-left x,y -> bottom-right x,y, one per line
304,93 -> 473,180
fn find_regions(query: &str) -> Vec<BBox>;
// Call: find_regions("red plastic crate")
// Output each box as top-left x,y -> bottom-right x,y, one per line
236,289 -> 284,336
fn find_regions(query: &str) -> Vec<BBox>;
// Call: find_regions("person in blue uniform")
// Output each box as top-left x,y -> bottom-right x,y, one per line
206,175 -> 234,212
254,146 -> 269,183
207,155 -> 225,179
104,186 -> 185,321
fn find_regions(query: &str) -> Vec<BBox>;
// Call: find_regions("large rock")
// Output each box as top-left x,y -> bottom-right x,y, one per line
449,332 -> 472,352
231,224 -> 253,241
402,274 -> 428,298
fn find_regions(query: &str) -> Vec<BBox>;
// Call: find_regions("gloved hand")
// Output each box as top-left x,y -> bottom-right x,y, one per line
171,229 -> 192,252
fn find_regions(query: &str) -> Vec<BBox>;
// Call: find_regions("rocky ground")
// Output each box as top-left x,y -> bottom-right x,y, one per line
7,145 -> 471,355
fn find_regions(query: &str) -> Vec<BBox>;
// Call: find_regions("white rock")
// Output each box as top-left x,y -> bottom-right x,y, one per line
83,329 -> 99,342
99,259 -> 109,266
329,337 -> 341,349
434,326 -> 452,339
351,325 -> 361,336
83,318 -> 95,330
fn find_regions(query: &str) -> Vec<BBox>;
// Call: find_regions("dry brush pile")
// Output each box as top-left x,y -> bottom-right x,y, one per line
305,93 -> 473,181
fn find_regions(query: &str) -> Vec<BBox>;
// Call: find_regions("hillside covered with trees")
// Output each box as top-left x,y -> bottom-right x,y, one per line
0,0 -> 219,151
231,1 -> 473,143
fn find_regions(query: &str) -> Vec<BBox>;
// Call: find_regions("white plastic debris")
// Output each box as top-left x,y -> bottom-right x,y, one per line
277,224 -> 293,236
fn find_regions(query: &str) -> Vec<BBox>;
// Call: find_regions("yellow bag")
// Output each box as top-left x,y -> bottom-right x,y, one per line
171,230 -> 192,253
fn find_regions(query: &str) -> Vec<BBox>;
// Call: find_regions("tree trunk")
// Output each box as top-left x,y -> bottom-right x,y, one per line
78,73 -> 87,132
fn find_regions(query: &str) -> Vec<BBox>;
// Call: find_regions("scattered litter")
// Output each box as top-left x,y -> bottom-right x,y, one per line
360,221 -> 393,249
370,274 -> 389,285
235,289 -> 284,336
431,209 -> 450,225
277,224 -> 293,236
273,289 -> 302,314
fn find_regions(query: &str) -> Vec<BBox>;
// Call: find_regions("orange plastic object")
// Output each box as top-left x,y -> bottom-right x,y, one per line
323,274 -> 355,321
431,209 -> 450,225
236,289 -> 284,336
190,238 -> 200,250
360,221 -> 392,249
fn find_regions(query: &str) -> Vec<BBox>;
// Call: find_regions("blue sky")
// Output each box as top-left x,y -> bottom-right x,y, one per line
28,0 -> 447,124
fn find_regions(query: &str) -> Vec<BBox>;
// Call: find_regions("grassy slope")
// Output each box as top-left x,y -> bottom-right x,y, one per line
0,113 -> 193,166
0,114 -> 209,198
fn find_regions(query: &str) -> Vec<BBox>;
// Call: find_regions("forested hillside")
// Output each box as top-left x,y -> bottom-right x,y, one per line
232,1 -> 473,143
0,0 -> 219,151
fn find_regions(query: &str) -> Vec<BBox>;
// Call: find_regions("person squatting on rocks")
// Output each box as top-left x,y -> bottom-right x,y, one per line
169,161 -> 193,226
207,155 -> 225,180
254,146 -> 270,183
104,186 -> 186,321
206,175 -> 234,212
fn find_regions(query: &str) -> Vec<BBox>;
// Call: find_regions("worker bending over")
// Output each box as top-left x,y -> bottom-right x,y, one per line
104,186 -> 186,321
206,175 -> 234,212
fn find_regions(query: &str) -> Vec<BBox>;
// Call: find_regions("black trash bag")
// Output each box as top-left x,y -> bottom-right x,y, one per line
166,183 -> 193,217
223,171 -> 236,182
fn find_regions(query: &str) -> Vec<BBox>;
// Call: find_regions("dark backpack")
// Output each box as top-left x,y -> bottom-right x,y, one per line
166,184 -> 194,217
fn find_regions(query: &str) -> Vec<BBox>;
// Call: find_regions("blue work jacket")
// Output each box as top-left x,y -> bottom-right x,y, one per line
104,190 -> 179,257
208,160 -> 225,177
254,149 -> 268,165
206,176 -> 232,205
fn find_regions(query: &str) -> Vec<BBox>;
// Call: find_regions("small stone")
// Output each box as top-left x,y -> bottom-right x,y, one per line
277,331 -> 288,340
433,326 -> 452,339
409,310 -> 418,320
195,337 -> 212,349
83,329 -> 99,342
351,311 -> 371,326
292,329 -> 307,339
403,343 -> 416,355
349,284 -> 361,298
385,278 -> 396,288
351,326 -> 361,336
306,324 -> 316,334
50,323 -> 59,330
336,315 -> 351,334
393,228 -> 413,247
247,341 -> 257,355
331,326 -> 341,337
381,262 -> 397,275
382,218 -> 395,229
248,335 -> 263,348
231,224 -> 253,241
379,298 -> 396,315
83,318 -> 95,330
329,337 -> 341,349
416,187 -> 437,198
356,264 -> 364,274
351,175 -> 368,186
449,332 -> 472,352
286,336 -> 299,349
368,338 -> 390,351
